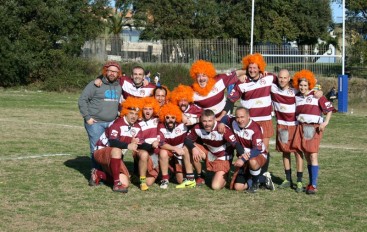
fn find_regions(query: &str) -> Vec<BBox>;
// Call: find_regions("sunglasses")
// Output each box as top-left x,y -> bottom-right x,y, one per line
165,116 -> 176,120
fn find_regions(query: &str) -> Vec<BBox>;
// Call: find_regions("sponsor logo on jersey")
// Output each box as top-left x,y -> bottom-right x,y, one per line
260,79 -> 266,85
211,87 -> 218,93
139,89 -> 146,96
229,134 -> 236,142
287,89 -> 294,96
306,97 -> 312,103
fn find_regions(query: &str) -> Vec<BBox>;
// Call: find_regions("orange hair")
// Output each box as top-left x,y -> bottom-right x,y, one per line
120,97 -> 143,118
159,103 -> 182,123
189,60 -> 216,80
141,97 -> 160,116
292,69 -> 316,90
170,84 -> 194,105
242,53 -> 266,74
102,61 -> 122,77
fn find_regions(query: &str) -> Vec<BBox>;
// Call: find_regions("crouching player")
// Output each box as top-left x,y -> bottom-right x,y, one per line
135,97 -> 161,191
90,97 -> 149,193
185,109 -> 246,190
158,103 -> 196,189
221,107 -> 273,193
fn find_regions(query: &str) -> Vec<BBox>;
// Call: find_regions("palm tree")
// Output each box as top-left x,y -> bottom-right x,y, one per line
108,1 -> 133,56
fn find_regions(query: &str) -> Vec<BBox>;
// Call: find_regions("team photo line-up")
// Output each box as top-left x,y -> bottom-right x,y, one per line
78,53 -> 335,194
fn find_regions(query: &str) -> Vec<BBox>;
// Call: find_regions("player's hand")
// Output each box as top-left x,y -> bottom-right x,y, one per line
143,79 -> 149,86
128,143 -> 138,152
319,122 -> 328,132
238,74 -> 247,83
86,118 -> 97,125
192,147 -> 204,162
94,79 -> 102,87
131,137 -> 140,144
152,140 -> 159,149
314,90 -> 324,99
217,123 -> 226,134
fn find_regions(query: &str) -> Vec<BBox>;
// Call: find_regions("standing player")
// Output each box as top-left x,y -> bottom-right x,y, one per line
271,69 -> 304,192
78,61 -> 122,170
185,109 -> 246,190
158,103 -> 196,189
292,70 -> 335,194
90,97 -> 145,193
189,60 -> 246,120
135,97 -> 161,191
228,53 -> 277,178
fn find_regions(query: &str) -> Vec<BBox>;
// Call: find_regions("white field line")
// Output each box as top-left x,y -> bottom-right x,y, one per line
0,118 -> 83,129
0,153 -> 73,161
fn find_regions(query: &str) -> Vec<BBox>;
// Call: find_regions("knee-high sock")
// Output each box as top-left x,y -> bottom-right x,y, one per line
311,165 -> 319,187
110,158 -> 121,184
307,164 -> 312,185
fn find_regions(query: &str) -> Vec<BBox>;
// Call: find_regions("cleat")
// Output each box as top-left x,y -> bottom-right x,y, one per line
195,177 -> 205,187
176,179 -> 196,189
160,179 -> 169,189
306,184 -> 318,195
278,180 -> 292,189
113,182 -> 128,193
140,183 -> 149,191
89,168 -> 100,186
246,182 -> 259,194
263,172 -> 275,191
296,182 -> 304,193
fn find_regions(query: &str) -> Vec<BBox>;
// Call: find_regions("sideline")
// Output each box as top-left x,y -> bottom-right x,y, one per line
0,153 -> 73,161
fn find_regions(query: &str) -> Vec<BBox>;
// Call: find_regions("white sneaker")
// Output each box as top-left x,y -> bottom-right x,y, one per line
160,179 -> 169,189
263,172 -> 275,191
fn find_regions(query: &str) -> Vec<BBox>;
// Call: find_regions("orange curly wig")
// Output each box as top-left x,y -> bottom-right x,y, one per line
141,97 -> 160,116
292,69 -> 316,90
120,97 -> 143,118
189,60 -> 217,80
159,103 -> 182,123
242,53 -> 266,74
170,84 -> 194,105
102,61 -> 122,77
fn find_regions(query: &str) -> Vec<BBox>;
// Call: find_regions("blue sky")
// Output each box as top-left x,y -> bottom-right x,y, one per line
331,1 -> 343,23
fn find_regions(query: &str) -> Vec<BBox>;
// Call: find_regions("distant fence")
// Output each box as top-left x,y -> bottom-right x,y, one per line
81,36 -> 342,76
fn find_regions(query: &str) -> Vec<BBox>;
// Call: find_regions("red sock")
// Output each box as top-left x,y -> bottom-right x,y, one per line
110,158 -> 121,184
96,170 -> 107,181
162,174 -> 169,180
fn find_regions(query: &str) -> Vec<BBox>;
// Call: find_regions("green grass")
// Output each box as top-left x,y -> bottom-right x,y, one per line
0,89 -> 367,231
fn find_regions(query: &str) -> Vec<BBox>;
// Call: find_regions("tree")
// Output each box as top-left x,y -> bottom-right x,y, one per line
0,0 -> 109,87
108,0 -> 134,56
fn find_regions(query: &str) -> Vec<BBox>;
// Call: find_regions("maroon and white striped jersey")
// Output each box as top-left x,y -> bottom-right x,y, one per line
158,122 -> 188,149
229,118 -> 266,154
295,91 -> 335,124
229,74 -> 277,122
183,104 -> 203,124
187,121 -> 237,158
193,71 -> 237,116
271,84 -> 297,126
119,76 -> 155,102
138,117 -> 159,144
95,117 -> 143,150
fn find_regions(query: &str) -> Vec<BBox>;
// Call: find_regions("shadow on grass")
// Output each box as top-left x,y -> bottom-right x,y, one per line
64,156 -> 91,181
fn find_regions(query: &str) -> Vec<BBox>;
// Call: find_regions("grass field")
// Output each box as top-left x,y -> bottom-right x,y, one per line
1,89 -> 367,231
